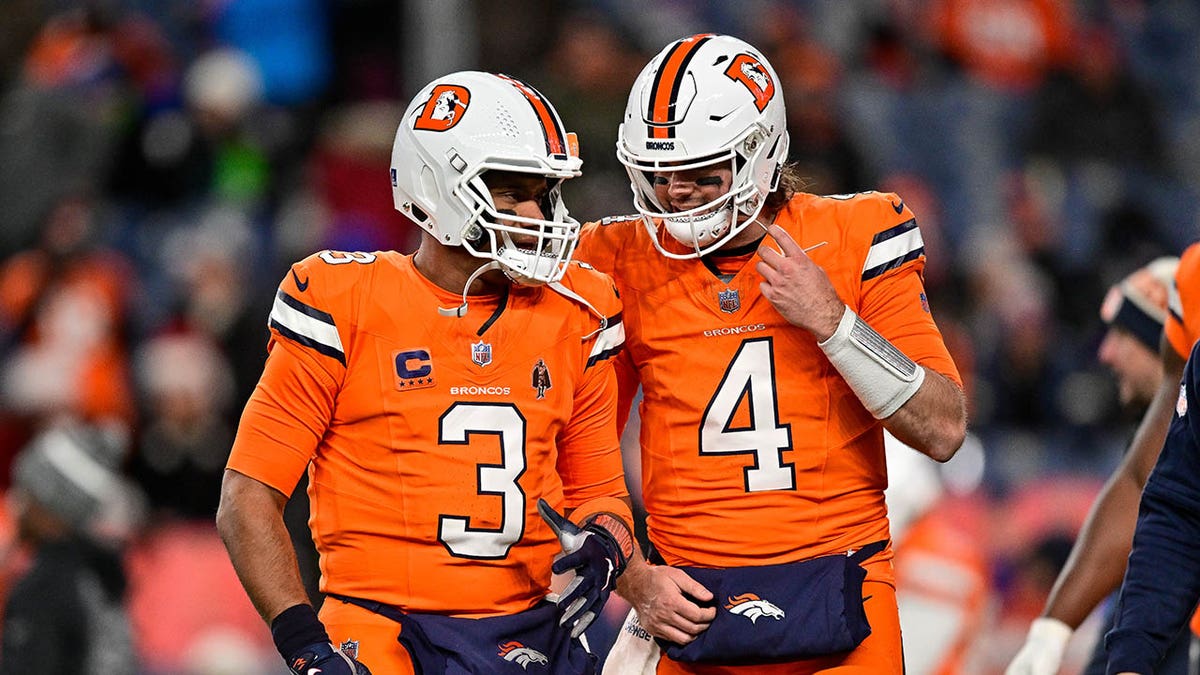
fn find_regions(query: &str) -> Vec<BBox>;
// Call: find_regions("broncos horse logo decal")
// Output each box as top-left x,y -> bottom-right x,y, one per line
497,640 -> 549,669
725,593 -> 786,624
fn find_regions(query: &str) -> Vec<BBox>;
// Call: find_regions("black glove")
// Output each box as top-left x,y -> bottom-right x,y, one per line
538,498 -> 631,637
272,604 -> 371,675
286,641 -> 371,675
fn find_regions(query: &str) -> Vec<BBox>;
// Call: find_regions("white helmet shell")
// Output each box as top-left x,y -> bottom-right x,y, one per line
390,71 -> 583,284
618,34 -> 789,258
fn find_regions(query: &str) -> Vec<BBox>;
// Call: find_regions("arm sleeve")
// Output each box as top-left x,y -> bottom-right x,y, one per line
1106,345 -> 1200,674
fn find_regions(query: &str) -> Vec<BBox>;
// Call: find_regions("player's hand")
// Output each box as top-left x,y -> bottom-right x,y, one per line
617,563 -> 716,646
756,224 -> 845,340
287,642 -> 372,675
1005,617 -> 1073,675
539,499 -> 630,638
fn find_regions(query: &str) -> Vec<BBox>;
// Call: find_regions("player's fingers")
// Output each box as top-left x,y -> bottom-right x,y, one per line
569,611 -> 596,638
538,499 -> 581,543
766,224 -> 803,256
556,576 -> 584,606
560,595 -> 589,625
655,620 -> 705,646
675,599 -> 717,625
668,569 -> 714,603
757,241 -> 785,268
755,261 -> 781,286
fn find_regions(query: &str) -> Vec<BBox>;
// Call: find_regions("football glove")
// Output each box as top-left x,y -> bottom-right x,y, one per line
538,498 -> 632,638
1005,617 -> 1073,675
287,642 -> 371,675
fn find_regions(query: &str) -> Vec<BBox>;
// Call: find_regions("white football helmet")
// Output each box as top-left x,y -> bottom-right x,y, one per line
391,71 -> 583,284
617,34 -> 789,258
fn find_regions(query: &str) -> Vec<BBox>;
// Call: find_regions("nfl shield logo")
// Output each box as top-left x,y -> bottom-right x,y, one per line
471,340 -> 493,367
718,288 -> 740,313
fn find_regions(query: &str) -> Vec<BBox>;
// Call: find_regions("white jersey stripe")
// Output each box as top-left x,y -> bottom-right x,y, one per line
862,227 -> 924,274
587,316 -> 625,366
269,291 -> 344,357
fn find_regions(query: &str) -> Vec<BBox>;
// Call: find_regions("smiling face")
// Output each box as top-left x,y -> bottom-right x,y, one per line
651,165 -> 733,215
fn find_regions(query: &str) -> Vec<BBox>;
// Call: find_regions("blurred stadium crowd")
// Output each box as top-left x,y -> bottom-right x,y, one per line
0,0 -> 1198,672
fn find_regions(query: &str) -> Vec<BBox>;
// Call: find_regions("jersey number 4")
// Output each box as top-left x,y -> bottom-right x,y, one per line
700,337 -> 795,491
437,403 -> 527,559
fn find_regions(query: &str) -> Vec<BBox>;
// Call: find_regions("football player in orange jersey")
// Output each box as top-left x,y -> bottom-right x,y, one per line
215,71 -> 641,675
577,34 -> 966,674
1008,249 -> 1200,675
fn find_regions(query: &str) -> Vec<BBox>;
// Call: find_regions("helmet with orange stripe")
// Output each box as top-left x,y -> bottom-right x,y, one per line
391,71 -> 583,284
618,34 -> 789,258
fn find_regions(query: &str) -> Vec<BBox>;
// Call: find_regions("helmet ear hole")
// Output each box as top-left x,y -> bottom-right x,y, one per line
409,203 -> 429,223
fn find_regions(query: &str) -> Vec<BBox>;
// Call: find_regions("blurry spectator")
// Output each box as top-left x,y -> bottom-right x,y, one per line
927,0 -> 1074,93
967,235 -> 1068,430
131,330 -> 235,520
1025,23 -> 1165,171
532,10 -> 647,221
0,7 -> 132,257
156,209 -> 268,405
1,420 -> 144,674
305,100 -> 417,255
768,9 -> 873,194
1018,21 -> 1177,279
0,195 -> 137,468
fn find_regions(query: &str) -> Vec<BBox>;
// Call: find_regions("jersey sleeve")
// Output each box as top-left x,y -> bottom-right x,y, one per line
577,218 -> 643,433
852,193 -> 962,386
226,254 -> 357,494
555,273 -> 629,511
1106,342 -> 1200,673
1165,242 -> 1200,360
577,218 -> 631,278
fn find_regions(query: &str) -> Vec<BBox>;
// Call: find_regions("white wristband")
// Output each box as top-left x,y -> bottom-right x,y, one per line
818,305 -> 925,419
1028,617 -> 1073,647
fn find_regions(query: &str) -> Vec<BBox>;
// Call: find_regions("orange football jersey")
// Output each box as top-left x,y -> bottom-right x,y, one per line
226,250 -> 629,616
1165,241 -> 1200,360
578,192 -> 961,575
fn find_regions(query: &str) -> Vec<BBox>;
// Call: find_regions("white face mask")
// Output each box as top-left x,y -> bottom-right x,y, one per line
662,202 -> 737,251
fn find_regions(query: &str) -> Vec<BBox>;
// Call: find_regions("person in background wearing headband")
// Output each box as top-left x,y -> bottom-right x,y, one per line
1008,253 -> 1198,675
1098,258 -> 1180,409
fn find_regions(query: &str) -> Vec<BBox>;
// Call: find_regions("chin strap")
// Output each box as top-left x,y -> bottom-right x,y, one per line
438,261 -> 609,341
547,280 -> 608,339
437,261 -> 503,318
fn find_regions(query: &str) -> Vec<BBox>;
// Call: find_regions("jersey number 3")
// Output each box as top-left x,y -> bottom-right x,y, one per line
700,338 -> 795,491
437,403 -> 527,559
